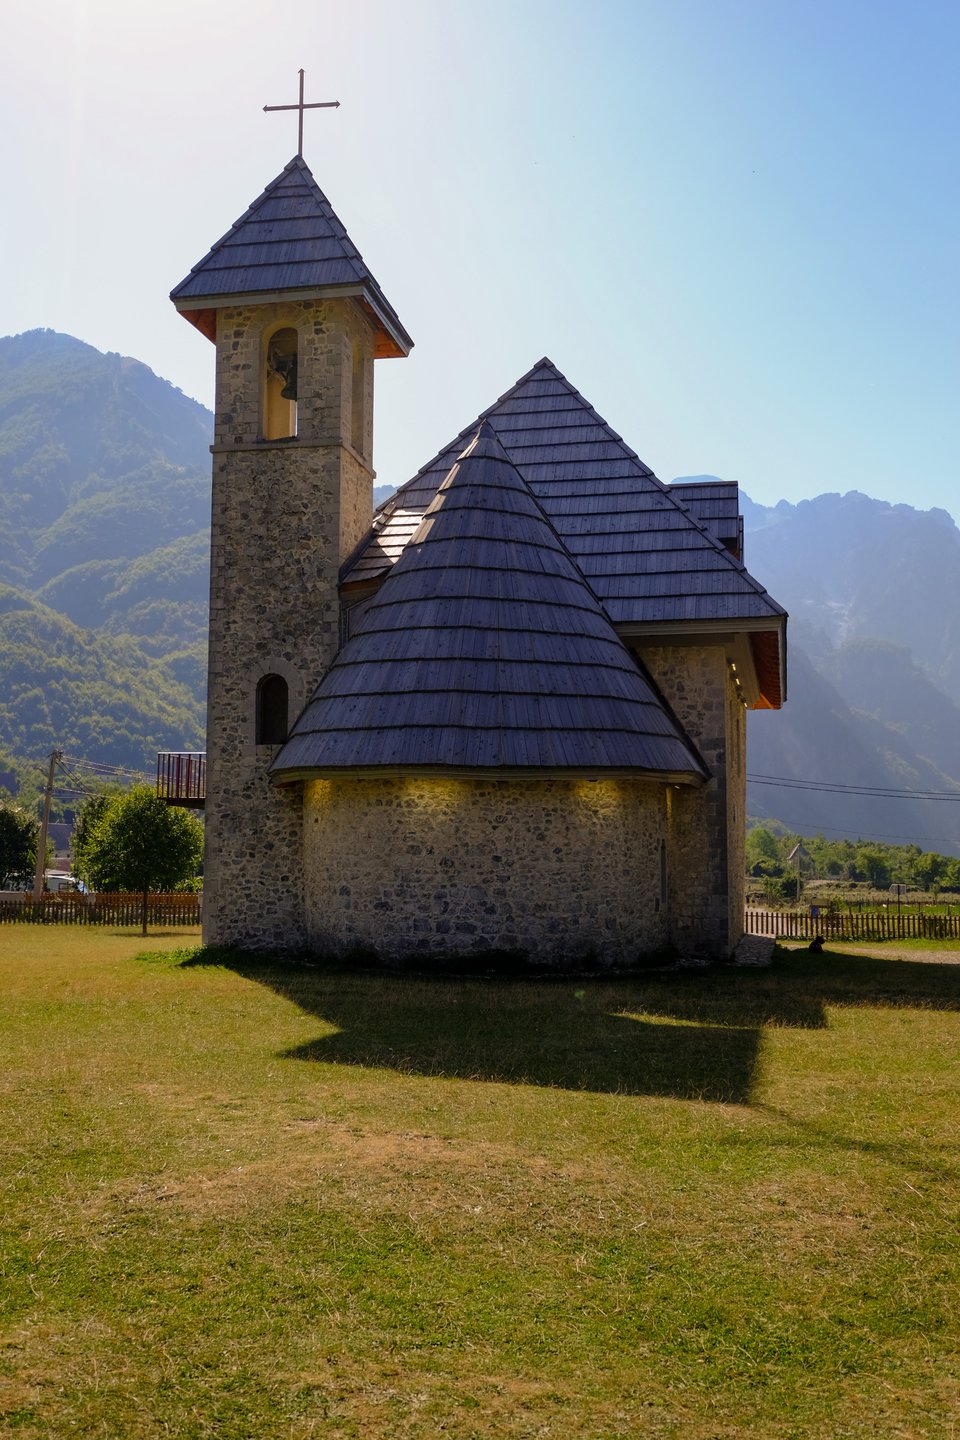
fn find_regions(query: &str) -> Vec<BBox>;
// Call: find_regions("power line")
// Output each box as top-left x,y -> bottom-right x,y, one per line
55,757 -> 97,798
59,754 -> 151,784
748,773 -> 960,802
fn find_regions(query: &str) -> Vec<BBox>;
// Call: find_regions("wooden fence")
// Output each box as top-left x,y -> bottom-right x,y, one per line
0,892 -> 201,926
745,908 -> 960,942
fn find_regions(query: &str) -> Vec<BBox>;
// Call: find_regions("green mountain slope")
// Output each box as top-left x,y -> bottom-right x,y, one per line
35,530 -> 209,653
0,583 -> 204,769
0,330 -> 211,769
0,329 -> 210,592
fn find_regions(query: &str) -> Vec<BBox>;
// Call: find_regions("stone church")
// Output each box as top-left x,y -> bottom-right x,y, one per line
170,153 -> 787,964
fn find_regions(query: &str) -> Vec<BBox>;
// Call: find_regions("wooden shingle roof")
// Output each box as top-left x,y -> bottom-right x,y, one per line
272,423 -> 707,781
343,359 -> 783,626
343,358 -> 786,707
170,156 -> 412,357
668,479 -> 744,561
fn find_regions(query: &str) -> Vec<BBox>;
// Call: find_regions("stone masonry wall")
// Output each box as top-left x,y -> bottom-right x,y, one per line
302,776 -> 670,965
204,299 -> 376,948
640,644 -> 743,956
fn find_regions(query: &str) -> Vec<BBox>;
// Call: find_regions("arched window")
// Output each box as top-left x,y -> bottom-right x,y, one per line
256,674 -> 288,744
264,327 -> 298,440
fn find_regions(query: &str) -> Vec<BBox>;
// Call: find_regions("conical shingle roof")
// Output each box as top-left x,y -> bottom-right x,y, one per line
272,423 -> 707,780
170,156 -> 411,357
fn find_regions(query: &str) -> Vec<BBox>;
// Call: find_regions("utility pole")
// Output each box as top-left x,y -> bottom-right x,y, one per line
787,840 -> 808,906
32,750 -> 62,904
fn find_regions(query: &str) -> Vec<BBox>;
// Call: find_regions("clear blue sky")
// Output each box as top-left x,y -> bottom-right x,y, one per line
3,0 -> 957,516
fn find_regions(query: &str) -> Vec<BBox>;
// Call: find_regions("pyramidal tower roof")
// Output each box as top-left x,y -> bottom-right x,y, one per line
271,422 -> 707,780
170,156 -> 412,357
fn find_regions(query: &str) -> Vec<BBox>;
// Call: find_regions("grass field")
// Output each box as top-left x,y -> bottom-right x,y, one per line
1,928 -> 959,1438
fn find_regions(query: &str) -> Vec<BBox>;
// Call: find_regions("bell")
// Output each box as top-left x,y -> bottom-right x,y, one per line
276,355 -> 298,402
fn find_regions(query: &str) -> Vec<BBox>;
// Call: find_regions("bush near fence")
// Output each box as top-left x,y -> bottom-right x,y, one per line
0,892 -> 201,926
746,908 -> 960,942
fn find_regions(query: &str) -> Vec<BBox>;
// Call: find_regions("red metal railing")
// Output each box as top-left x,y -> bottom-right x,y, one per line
156,751 -> 206,808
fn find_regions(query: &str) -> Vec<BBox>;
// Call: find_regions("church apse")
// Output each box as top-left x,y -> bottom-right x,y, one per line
302,776 -> 672,967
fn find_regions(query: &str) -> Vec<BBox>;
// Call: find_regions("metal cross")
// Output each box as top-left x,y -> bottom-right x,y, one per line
263,69 -> 340,157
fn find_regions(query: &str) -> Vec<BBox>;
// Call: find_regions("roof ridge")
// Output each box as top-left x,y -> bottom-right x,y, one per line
399,358 -> 658,495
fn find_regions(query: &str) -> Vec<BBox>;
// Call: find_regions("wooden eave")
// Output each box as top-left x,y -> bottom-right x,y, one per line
271,763 -> 706,787
617,615 -> 787,710
177,307 -> 217,343
172,285 -> 411,358
750,628 -> 786,709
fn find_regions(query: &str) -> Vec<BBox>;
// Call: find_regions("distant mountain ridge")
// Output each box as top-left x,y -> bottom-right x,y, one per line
739,489 -> 960,854
741,489 -> 960,703
1,331 -> 958,854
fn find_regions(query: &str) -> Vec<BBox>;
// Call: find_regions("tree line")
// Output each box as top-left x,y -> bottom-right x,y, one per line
747,822 -> 960,901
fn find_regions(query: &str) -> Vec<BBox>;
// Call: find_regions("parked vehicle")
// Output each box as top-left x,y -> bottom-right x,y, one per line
43,872 -> 91,895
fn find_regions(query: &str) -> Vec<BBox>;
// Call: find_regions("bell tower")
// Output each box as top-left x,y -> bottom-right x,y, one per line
171,154 -> 412,947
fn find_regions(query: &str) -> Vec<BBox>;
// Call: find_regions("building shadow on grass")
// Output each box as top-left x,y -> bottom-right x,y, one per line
285,998 -> 762,1103
181,946 -> 959,1105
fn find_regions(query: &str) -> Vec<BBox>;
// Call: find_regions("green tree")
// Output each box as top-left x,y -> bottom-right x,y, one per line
72,790 -> 122,885
0,806 -> 36,886
910,851 -> 948,891
83,785 -> 203,934
746,827 -> 782,876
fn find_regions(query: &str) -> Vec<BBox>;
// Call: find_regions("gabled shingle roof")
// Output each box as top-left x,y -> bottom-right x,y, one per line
272,423 -> 707,780
170,157 -> 412,357
343,359 -> 783,626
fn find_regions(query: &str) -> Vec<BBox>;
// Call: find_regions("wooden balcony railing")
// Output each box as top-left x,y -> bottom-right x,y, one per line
157,751 -> 206,808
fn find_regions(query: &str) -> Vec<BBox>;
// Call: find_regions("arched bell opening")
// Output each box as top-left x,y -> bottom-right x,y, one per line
256,673 -> 289,745
263,327 -> 299,440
